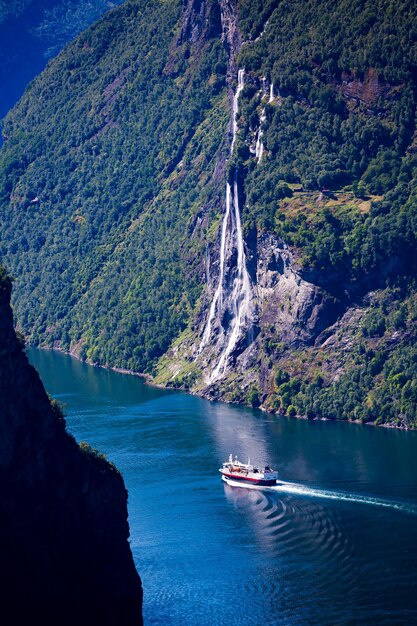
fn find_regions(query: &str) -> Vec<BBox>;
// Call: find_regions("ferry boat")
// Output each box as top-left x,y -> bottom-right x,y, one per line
220,454 -> 279,486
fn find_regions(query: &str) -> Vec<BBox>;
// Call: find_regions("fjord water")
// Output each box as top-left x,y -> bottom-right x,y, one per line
29,349 -> 417,625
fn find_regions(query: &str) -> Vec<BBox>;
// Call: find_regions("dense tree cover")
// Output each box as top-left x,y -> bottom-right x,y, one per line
0,0 -> 228,372
0,0 -> 416,427
0,0 -> 125,120
0,0 -> 33,24
271,175 -> 417,286
0,263 -> 12,291
238,0 -> 279,40
232,0 -> 417,426
0,0 -> 124,28
239,0 -> 417,84
237,0 -> 417,283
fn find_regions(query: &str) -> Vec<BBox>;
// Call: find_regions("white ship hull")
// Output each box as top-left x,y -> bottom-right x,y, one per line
219,454 -> 279,487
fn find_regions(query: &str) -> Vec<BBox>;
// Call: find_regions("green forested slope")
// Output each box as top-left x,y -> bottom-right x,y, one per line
0,0 -> 33,23
0,264 -> 142,623
0,0 -> 228,371
232,0 -> 417,426
0,0 -> 126,121
237,0 -> 417,280
1,0 -> 417,425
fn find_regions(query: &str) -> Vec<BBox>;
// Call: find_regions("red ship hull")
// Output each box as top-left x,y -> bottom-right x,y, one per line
222,472 -> 277,486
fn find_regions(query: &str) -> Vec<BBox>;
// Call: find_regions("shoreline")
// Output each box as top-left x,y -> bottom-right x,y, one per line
28,344 -> 172,389
29,344 -> 414,431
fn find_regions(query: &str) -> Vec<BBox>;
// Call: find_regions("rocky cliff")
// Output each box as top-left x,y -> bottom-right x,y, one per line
156,230 -> 342,391
153,0 -> 417,428
0,268 -> 142,624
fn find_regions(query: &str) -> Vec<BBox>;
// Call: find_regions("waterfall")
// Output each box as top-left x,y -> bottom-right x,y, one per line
199,70 -> 245,352
255,128 -> 264,162
199,183 -> 232,350
253,19 -> 270,43
231,69 -> 245,154
199,69 -> 253,381
255,108 -> 266,163
211,172 -> 252,381
269,82 -> 274,103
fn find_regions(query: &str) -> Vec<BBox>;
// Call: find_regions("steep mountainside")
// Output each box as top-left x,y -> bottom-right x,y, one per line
1,0 -> 228,368
0,268 -> 142,623
1,0 -> 417,427
0,0 -> 124,121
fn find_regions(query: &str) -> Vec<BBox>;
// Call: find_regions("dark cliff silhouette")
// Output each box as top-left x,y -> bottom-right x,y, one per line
0,268 -> 142,625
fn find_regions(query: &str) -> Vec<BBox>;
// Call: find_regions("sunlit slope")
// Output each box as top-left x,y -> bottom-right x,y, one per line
1,0 -> 417,426
0,0 -> 228,371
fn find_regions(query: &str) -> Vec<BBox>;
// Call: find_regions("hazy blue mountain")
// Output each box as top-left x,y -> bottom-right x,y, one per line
0,0 -> 124,123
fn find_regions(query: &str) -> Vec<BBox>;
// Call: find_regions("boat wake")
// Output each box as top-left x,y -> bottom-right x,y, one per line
222,476 -> 417,516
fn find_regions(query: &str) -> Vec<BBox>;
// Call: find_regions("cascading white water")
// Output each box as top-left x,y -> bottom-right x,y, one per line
231,68 -> 245,153
199,183 -> 232,350
253,19 -> 270,43
255,128 -> 264,162
199,71 -> 245,352
255,77 -> 274,163
199,69 -> 253,381
211,172 -> 252,381
255,108 -> 266,163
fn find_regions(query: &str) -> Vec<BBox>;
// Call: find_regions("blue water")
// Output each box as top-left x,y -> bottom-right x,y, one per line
29,348 -> 417,625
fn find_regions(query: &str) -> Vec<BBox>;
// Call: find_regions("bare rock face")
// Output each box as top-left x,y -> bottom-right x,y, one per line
255,233 -> 340,349
165,0 -> 222,75
341,67 -> 392,108
0,271 -> 142,626
218,0 -> 242,60
164,230 -> 341,401
177,0 -> 222,46
199,233 -> 339,396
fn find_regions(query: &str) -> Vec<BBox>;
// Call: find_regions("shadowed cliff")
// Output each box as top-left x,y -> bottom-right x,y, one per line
0,267 -> 142,625
0,0 -> 125,122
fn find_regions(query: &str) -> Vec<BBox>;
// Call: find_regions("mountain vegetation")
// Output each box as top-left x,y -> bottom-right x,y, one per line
0,0 -> 228,371
232,0 -> 417,427
238,0 -> 417,284
0,0 -> 416,427
0,0 -> 124,121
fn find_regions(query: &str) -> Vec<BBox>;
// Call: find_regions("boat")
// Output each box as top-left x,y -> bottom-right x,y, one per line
220,454 -> 279,487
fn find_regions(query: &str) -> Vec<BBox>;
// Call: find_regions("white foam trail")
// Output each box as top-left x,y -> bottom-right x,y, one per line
222,477 -> 417,516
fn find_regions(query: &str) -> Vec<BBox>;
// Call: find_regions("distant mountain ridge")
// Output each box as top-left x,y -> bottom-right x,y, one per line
1,0 -> 417,427
0,0 -> 124,122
